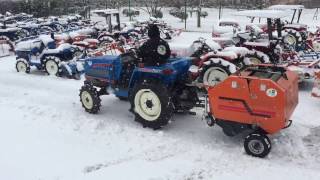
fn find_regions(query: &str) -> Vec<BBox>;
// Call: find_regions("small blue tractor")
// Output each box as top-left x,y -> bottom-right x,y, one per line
79,52 -> 199,129
15,35 -> 83,78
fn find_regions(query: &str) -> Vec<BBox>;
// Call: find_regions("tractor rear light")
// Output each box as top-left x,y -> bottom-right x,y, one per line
260,84 -> 267,91
138,63 -> 144,68
162,69 -> 174,75
231,81 -> 238,88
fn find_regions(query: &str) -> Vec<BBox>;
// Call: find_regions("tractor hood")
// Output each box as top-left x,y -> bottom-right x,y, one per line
84,55 -> 121,80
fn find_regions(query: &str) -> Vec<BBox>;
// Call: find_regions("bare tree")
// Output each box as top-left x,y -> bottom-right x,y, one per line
134,0 -> 164,18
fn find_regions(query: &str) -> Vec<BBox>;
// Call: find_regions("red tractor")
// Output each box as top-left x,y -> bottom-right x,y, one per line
186,38 -> 253,87
268,5 -> 308,49
205,65 -> 298,157
233,10 -> 293,64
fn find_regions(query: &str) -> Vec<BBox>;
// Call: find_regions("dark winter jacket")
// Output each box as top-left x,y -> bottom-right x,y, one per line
138,37 -> 171,66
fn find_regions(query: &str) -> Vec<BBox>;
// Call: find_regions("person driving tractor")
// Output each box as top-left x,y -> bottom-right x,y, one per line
138,24 -> 171,66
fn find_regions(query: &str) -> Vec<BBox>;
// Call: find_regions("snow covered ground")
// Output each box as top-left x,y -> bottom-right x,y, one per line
1,8 -> 320,180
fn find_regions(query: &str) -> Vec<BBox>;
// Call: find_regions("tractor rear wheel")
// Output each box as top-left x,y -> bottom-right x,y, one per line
79,84 -> 101,114
44,56 -> 61,76
201,58 -> 236,87
283,29 -> 302,48
16,59 -> 30,73
244,51 -> 270,65
244,132 -> 271,158
99,36 -> 114,47
130,80 -> 174,129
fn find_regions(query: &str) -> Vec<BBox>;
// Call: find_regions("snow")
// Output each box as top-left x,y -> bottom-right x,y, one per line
268,5 -> 305,10
233,10 -> 289,19
0,43 -> 10,57
39,35 -> 54,46
1,7 -> 320,180
16,39 -> 41,51
312,87 -> 320,97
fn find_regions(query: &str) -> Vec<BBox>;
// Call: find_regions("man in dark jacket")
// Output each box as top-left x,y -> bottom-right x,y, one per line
138,24 -> 171,66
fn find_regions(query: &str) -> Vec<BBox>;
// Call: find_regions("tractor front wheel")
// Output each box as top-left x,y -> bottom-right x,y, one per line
16,59 -> 30,73
244,132 -> 271,158
44,56 -> 61,76
79,84 -> 101,114
130,80 -> 174,129
282,30 -> 302,48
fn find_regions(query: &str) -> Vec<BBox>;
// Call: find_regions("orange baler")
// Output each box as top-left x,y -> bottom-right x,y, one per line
207,65 -> 298,157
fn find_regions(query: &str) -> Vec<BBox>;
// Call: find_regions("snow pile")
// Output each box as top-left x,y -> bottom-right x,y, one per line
223,47 -> 250,57
45,43 -> 72,54
39,35 -> 54,46
16,39 -> 41,51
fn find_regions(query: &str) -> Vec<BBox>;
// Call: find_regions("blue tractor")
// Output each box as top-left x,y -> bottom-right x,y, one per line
15,35 -> 83,78
79,52 -> 199,129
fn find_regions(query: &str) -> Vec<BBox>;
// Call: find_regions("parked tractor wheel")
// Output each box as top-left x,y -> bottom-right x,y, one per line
282,29 -> 302,48
99,36 -> 114,47
244,51 -> 270,65
313,41 -> 320,52
44,56 -> 61,76
54,23 -> 65,33
73,48 -> 84,59
16,59 -> 30,73
130,80 -> 174,129
40,26 -> 54,34
201,58 -> 236,87
244,132 -> 271,158
79,84 -> 101,114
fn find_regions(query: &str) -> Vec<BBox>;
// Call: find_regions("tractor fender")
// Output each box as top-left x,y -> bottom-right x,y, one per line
244,50 -> 270,65
128,68 -> 169,89
201,58 -> 237,74
98,34 -> 114,41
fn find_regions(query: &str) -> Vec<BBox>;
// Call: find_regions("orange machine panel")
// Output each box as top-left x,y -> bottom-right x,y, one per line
208,66 -> 298,134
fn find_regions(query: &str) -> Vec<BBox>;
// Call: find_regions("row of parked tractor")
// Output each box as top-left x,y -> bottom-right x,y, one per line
4,6 -> 320,158
1,9 -> 181,79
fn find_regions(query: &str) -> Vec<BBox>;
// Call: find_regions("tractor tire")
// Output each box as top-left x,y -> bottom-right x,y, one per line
44,56 -> 61,76
16,59 -> 30,73
79,84 -> 101,114
244,50 -> 270,65
72,48 -> 84,59
130,80 -> 174,129
200,58 -> 236,87
282,29 -> 302,48
40,26 -> 54,33
313,40 -> 320,52
54,23 -> 65,33
99,36 -> 114,47
244,132 -> 271,158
